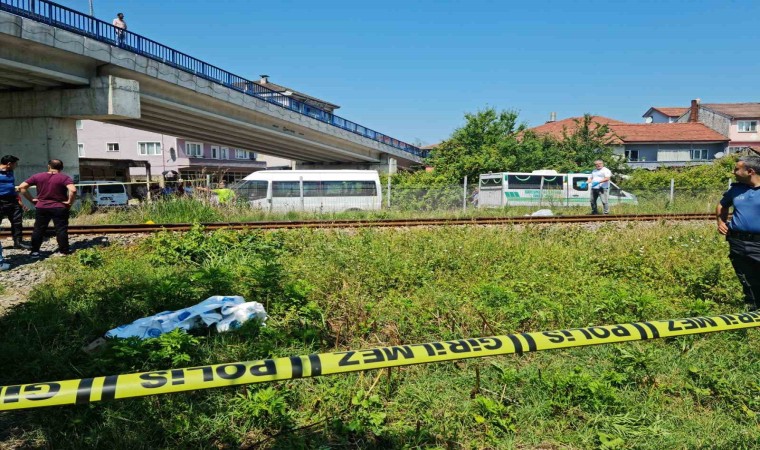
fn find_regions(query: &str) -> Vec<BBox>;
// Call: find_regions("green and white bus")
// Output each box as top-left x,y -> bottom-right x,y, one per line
478,170 -> 637,208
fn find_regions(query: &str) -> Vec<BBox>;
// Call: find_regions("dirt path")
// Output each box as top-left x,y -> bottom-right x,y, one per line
0,234 -> 145,316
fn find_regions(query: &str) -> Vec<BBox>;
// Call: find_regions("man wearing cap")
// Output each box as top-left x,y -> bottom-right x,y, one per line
0,155 -> 31,250
717,155 -> 760,311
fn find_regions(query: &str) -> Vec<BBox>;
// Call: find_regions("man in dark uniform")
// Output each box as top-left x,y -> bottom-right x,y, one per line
0,155 -> 31,249
717,155 -> 760,311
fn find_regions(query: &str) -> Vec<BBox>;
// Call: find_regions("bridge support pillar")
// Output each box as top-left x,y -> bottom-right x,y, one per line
0,117 -> 80,182
0,75 -> 140,181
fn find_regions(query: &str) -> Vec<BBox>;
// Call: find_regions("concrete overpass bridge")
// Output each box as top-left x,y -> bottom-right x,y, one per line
0,0 -> 427,181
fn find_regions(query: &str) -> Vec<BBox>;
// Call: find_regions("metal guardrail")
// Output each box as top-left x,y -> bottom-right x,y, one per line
0,0 -> 429,159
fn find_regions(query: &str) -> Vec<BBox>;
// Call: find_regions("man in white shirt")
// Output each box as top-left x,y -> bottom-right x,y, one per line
588,159 -> 612,214
113,13 -> 127,46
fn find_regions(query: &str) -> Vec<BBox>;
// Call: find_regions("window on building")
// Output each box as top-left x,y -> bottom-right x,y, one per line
76,120 -> 83,130
236,150 -> 248,159
221,147 -> 229,159
657,149 -> 690,161
625,150 -> 639,162
691,149 -> 709,160
185,142 -> 203,157
78,143 -> 85,157
211,146 -> 220,159
107,143 -> 120,152
138,142 -> 162,156
728,146 -> 745,154
738,120 -> 758,132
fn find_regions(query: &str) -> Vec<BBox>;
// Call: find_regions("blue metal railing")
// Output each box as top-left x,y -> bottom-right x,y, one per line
0,0 -> 428,159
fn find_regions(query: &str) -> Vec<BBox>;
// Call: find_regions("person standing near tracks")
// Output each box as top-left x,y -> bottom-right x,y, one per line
0,155 -> 31,250
18,159 -> 77,257
588,159 -> 612,215
196,181 -> 235,206
717,155 -> 760,311
0,239 -> 8,271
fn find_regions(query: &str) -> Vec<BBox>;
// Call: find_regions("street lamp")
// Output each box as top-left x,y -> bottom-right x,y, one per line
89,0 -> 93,16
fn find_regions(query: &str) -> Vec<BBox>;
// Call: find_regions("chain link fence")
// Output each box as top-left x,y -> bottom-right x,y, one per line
62,176 -> 731,220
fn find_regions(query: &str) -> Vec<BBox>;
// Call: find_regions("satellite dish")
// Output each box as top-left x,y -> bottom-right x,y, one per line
714,152 -> 724,159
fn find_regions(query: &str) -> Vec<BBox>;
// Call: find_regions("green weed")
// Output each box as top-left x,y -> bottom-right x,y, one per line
0,222 -> 757,448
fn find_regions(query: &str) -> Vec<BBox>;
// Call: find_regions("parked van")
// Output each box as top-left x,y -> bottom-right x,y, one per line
233,170 -> 382,212
478,170 -> 637,208
78,181 -> 129,207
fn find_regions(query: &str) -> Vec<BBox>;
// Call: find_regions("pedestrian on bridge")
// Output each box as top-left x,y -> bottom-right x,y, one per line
18,159 -> 77,257
717,155 -> 760,311
113,12 -> 127,46
0,155 -> 31,250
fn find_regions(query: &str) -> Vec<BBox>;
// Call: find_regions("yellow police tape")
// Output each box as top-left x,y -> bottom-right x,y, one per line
2,311 -> 759,411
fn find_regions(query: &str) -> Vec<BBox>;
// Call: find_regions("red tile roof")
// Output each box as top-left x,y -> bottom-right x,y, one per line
702,103 -> 760,119
529,116 -> 626,139
610,123 -> 728,143
529,116 -> 728,144
650,107 -> 688,118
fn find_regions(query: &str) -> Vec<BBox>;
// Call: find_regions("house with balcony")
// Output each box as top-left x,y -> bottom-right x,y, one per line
675,100 -> 760,155
529,116 -> 729,169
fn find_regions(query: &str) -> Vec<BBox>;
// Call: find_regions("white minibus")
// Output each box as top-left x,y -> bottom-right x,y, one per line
478,170 -> 637,208
234,170 -> 382,212
78,181 -> 130,207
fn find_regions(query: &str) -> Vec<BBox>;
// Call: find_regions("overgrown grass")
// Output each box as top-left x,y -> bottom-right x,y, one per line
0,222 -> 757,448
70,189 -> 724,226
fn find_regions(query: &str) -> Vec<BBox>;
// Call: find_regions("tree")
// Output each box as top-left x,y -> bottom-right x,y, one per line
424,108 -> 524,183
555,114 -> 626,174
422,110 -> 626,183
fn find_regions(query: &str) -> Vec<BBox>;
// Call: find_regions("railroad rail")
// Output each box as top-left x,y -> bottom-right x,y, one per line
0,213 -> 715,236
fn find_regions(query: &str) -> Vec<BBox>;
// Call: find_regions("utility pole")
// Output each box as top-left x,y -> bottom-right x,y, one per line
89,0 -> 94,16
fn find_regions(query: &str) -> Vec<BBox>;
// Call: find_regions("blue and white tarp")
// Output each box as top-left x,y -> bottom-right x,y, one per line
106,296 -> 267,339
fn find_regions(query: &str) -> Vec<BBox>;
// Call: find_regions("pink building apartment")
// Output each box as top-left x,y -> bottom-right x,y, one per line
676,100 -> 760,155
76,120 -> 292,183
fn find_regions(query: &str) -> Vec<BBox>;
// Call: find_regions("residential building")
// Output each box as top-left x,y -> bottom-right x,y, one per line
611,123 -> 728,169
529,116 -> 729,169
676,100 -> 760,155
529,115 -> 627,136
642,107 -> 688,123
252,75 -> 340,114
76,120 -> 291,184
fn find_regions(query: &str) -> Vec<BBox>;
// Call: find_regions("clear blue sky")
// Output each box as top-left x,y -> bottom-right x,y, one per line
67,0 -> 760,146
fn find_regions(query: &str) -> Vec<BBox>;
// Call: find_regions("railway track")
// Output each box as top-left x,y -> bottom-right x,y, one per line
0,213 -> 715,236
